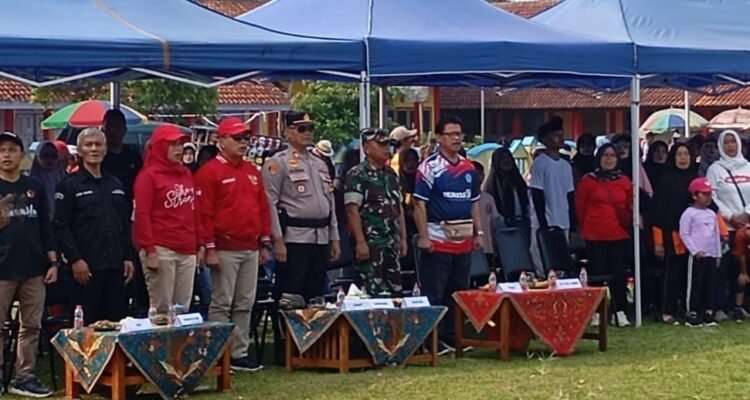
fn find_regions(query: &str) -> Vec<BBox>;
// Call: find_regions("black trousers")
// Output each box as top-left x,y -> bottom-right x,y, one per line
273,243 -> 329,365
418,250 -> 470,345
586,240 -> 628,311
662,254 -> 688,317
275,243 -> 330,301
70,268 -> 127,325
687,256 -> 717,315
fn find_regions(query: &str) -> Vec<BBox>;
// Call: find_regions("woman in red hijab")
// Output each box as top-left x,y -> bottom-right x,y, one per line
133,125 -> 202,313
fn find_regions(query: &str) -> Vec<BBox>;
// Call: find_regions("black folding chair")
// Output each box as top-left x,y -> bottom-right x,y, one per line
469,250 -> 491,288
493,225 -> 535,281
536,227 -> 575,278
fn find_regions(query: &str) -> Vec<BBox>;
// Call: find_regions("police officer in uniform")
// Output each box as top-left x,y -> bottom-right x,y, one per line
264,112 -> 340,364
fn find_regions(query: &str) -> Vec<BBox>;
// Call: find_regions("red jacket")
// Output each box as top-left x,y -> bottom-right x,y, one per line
195,154 -> 271,251
133,129 -> 201,255
575,173 -> 632,242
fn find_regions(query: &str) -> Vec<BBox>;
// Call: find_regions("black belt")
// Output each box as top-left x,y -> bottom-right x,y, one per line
286,216 -> 330,229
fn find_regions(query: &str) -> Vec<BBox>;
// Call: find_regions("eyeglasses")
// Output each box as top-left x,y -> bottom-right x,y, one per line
228,134 -> 252,142
439,131 -> 464,139
293,124 -> 315,134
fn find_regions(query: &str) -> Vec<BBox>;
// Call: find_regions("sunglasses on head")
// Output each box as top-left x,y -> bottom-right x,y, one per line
360,128 -> 389,142
228,133 -> 252,142
293,124 -> 314,134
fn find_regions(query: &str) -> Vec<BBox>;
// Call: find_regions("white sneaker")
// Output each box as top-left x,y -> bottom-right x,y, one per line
590,313 -> 600,327
616,311 -> 630,327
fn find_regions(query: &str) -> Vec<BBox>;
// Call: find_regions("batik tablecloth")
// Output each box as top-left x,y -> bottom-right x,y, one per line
52,322 -> 234,399
506,287 -> 605,356
453,290 -> 532,350
282,306 -> 446,366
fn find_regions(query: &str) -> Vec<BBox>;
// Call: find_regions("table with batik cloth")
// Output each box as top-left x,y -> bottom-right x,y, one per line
282,306 -> 446,373
51,322 -> 234,400
453,287 -> 607,360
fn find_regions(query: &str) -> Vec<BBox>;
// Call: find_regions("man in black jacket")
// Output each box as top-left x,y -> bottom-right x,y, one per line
55,128 -> 134,325
0,132 -> 58,397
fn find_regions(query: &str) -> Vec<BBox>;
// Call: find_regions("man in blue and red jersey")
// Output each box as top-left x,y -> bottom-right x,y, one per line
413,116 -> 483,355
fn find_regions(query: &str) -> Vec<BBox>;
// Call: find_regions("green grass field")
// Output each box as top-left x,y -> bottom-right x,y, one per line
27,322 -> 750,400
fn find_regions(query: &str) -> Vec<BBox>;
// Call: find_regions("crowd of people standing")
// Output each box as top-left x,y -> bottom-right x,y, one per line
1,107 -> 749,396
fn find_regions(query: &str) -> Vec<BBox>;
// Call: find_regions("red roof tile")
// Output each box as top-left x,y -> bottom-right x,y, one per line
193,0 -> 263,17
494,0 -> 560,18
218,81 -> 288,106
0,80 -> 32,103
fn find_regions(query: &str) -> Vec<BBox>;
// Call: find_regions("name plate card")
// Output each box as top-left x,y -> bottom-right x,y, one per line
556,279 -> 583,290
498,282 -> 524,293
343,299 -> 372,311
176,313 -> 204,327
369,299 -> 395,309
403,296 -> 431,308
120,318 -> 154,333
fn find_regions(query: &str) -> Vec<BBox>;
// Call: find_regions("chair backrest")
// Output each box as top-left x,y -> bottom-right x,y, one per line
327,226 -> 354,270
470,250 -> 490,278
536,227 -> 574,276
494,226 -> 534,278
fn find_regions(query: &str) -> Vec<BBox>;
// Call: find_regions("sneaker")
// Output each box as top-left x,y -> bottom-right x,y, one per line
715,310 -> 730,323
590,313 -> 600,327
662,314 -> 680,326
462,346 -> 474,353
437,341 -> 455,356
733,306 -> 747,322
686,312 -> 703,327
615,311 -> 630,327
704,311 -> 718,327
9,377 -> 52,398
230,357 -> 263,372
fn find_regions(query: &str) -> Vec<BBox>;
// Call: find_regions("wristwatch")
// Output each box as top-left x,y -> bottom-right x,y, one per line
476,230 -> 484,236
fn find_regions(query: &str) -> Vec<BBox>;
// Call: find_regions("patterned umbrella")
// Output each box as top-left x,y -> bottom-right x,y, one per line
41,100 -> 147,129
707,108 -> 750,131
640,108 -> 708,135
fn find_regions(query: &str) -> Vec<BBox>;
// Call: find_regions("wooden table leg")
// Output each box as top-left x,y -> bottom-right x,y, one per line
430,326 -> 439,367
217,345 -> 231,392
338,319 -> 350,373
499,300 -> 510,361
65,364 -> 81,400
598,298 -> 608,351
285,326 -> 293,372
110,349 -> 126,400
454,305 -> 464,358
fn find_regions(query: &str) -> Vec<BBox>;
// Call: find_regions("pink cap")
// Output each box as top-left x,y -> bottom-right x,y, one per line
688,177 -> 712,194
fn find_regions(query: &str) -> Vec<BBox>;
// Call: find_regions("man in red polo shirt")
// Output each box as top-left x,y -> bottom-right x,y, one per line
195,117 -> 272,372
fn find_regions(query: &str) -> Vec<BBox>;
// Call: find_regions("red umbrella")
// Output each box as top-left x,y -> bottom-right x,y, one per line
708,108 -> 750,131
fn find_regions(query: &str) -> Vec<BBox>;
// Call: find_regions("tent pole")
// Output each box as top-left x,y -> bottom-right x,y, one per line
630,76 -> 642,328
109,82 -> 121,110
378,86 -> 388,129
684,90 -> 690,137
480,88 -> 486,142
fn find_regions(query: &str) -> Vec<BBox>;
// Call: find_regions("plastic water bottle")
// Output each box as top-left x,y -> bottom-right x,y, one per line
167,304 -> 177,326
412,282 -> 421,297
626,277 -> 635,304
336,287 -> 346,308
579,267 -> 588,287
488,271 -> 497,292
148,305 -> 158,324
547,269 -> 558,289
519,271 -> 528,290
73,305 -> 84,329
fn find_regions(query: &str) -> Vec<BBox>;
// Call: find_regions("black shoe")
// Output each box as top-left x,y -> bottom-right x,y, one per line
704,311 -> 718,327
686,312 -> 703,328
230,357 -> 264,372
9,377 -> 52,398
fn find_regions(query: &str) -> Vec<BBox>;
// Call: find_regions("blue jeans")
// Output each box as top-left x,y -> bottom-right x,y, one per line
194,266 -> 213,318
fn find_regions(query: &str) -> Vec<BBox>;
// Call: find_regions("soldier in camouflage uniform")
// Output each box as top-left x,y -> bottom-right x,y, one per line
344,128 -> 408,296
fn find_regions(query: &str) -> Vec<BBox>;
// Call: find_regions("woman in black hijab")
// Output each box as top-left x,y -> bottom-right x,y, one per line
651,143 -> 698,324
484,147 -> 530,242
572,133 -> 596,187
644,140 -> 669,189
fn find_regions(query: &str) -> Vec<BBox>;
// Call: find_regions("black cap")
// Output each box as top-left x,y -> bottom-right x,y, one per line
285,111 -> 313,127
360,128 -> 390,144
0,132 -> 24,151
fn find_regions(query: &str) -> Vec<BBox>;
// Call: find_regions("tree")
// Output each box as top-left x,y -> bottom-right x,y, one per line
291,82 -> 402,147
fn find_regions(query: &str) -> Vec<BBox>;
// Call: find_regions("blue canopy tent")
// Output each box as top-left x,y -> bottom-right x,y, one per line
534,0 -> 750,326
0,0 -> 364,88
241,0 -> 635,127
